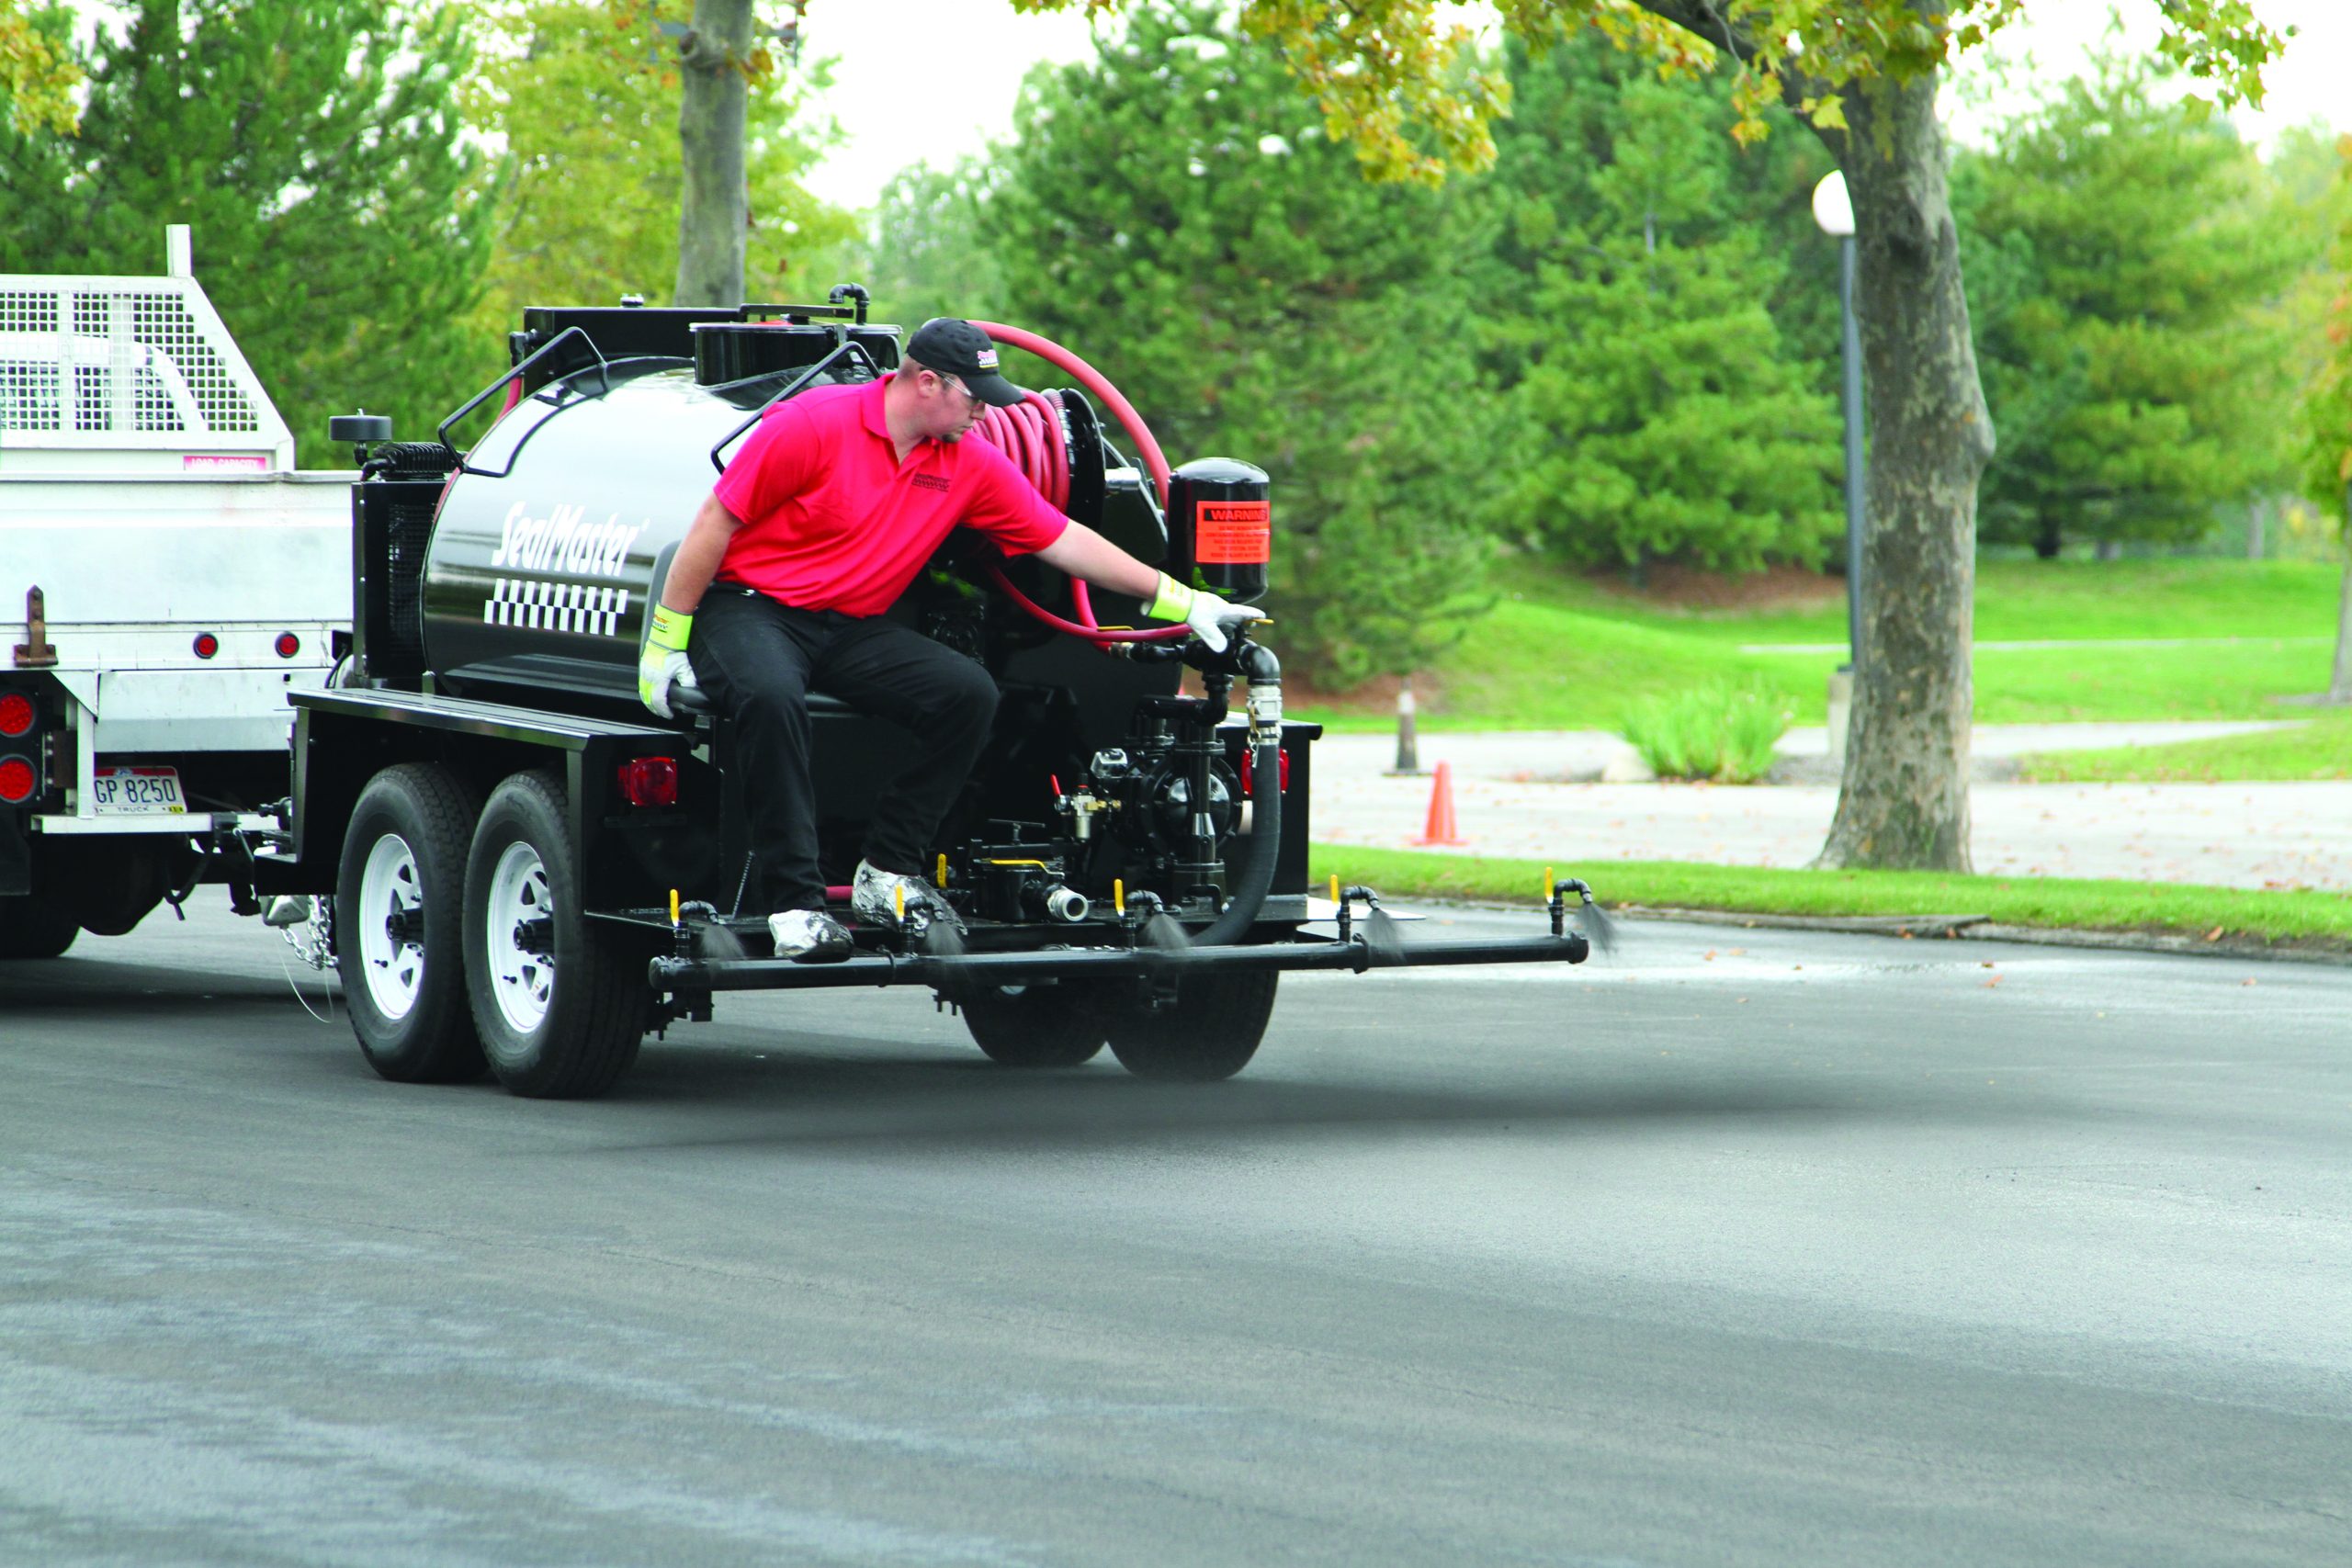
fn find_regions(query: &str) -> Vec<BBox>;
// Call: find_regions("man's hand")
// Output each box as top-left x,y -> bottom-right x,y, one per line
639,604 -> 698,717
1147,572 -> 1264,655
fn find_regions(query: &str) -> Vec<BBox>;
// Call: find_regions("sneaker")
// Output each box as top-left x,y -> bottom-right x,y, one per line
850,859 -> 966,934
767,908 -> 854,963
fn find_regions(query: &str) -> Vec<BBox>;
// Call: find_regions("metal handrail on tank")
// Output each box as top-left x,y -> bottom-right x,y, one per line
706,337 -> 888,474
436,325 -> 613,475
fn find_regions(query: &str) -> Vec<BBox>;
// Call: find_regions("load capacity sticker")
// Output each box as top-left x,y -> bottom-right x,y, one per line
1195,500 -> 1270,565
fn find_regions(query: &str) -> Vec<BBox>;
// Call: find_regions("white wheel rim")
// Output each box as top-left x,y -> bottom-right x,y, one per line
356,833 -> 425,1020
485,840 -> 555,1034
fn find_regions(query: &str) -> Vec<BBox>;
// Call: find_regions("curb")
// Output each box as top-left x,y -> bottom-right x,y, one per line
1413,898 -> 2352,967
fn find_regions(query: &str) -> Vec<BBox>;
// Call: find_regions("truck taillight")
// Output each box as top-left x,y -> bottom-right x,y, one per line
616,756 -> 678,807
0,755 -> 36,804
0,692 -> 32,738
192,633 -> 219,659
276,632 -> 300,659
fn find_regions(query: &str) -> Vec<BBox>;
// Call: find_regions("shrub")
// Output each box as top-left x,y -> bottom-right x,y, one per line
1620,682 -> 1792,783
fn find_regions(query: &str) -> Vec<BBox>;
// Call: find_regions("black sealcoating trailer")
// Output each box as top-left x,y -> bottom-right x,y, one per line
273,291 -> 1600,1098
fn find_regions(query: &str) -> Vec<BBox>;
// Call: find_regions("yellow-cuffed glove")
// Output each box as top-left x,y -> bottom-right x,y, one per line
639,604 -> 698,717
1146,572 -> 1263,655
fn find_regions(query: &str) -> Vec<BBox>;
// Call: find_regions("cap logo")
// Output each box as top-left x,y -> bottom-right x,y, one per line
975,348 -> 999,368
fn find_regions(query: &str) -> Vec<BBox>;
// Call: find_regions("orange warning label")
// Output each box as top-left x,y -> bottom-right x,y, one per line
1195,500 -> 1271,565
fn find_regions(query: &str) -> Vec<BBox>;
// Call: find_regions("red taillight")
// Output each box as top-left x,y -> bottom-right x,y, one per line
0,692 -> 32,738
275,631 -> 300,659
616,756 -> 679,807
1238,747 -> 1289,797
192,633 -> 219,659
0,755 -> 36,804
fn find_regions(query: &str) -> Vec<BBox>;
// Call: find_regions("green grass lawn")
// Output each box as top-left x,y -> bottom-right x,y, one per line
1308,844 -> 2352,950
2021,706 -> 2352,783
1292,558 -> 2346,735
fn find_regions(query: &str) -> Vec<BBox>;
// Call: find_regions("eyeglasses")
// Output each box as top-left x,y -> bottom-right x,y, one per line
933,370 -> 973,403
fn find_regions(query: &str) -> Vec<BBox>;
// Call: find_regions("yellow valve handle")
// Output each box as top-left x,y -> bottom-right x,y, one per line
895,884 -> 905,921
1544,866 -> 1555,901
1113,878 -> 1125,917
936,853 -> 948,886
669,887 -> 680,924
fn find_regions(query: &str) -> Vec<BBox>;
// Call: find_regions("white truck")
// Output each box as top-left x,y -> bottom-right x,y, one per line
1,227 -> 349,957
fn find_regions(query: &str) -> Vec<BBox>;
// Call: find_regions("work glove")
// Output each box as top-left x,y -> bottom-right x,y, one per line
639,603 -> 698,718
1147,572 -> 1263,655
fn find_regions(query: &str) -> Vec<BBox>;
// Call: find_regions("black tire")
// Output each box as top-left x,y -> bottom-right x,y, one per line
335,762 -> 486,1083
0,895 -> 78,959
1104,970 -> 1280,1082
462,769 -> 645,1099
961,983 -> 1109,1068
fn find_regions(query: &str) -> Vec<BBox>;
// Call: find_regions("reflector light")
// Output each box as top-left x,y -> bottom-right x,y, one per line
1238,747 -> 1289,797
192,633 -> 220,659
0,755 -> 36,804
0,692 -> 33,738
616,756 -> 679,807
275,632 -> 300,659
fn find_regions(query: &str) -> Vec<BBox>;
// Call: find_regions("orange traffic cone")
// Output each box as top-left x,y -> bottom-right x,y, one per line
1413,761 -> 1464,846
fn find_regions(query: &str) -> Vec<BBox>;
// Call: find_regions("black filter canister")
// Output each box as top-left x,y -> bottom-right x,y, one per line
1169,457 -> 1271,603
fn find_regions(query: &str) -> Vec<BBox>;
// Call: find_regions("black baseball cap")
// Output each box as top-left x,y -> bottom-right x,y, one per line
904,318 -> 1028,408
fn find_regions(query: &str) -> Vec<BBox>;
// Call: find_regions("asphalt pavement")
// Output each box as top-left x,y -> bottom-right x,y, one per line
4,901 -> 2347,1564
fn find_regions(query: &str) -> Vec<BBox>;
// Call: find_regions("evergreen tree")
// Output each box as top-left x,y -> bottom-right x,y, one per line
0,0 -> 492,460
989,2 -> 1498,684
1482,31 -> 1840,574
1958,46 -> 2302,556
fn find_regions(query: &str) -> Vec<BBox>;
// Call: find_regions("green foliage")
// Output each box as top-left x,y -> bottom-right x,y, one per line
2298,136 -> 2352,513
841,156 -> 1008,333
459,0 -> 856,329
0,0 -> 491,459
989,2 -> 1499,684
0,0 -> 77,135
1619,681 -> 1790,783
1957,45 -> 2305,555
1479,31 -> 1843,577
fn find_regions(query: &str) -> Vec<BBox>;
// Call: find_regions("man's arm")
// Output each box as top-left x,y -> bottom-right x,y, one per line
1030,521 -> 1160,599
660,492 -> 742,613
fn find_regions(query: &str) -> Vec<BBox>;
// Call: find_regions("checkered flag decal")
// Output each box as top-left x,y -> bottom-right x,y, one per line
484,579 -> 632,637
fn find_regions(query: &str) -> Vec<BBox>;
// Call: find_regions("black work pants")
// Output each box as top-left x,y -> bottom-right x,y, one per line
689,586 -> 999,914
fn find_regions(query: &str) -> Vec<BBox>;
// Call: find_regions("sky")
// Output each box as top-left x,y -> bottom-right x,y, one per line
793,0 -> 2350,211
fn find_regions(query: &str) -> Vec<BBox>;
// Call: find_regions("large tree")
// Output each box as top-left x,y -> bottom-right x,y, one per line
0,0 -> 491,459
990,2 -> 1501,685
1959,46 -> 2301,558
0,0 -> 77,134
1022,0 -> 2288,872
460,0 -> 852,328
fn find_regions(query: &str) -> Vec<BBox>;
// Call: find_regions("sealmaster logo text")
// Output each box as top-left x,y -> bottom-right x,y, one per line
490,502 -> 646,581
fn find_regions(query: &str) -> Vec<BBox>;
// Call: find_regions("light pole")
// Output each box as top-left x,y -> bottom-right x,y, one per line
1813,171 -> 1864,669
1813,170 -> 1865,763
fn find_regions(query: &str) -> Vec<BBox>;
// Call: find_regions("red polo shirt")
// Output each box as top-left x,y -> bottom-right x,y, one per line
710,377 -> 1069,616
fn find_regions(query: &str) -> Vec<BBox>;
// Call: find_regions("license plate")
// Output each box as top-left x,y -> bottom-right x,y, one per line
90,766 -> 187,816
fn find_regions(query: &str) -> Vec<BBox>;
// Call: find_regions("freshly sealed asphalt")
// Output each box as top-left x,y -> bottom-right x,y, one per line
4,900 -> 2347,1565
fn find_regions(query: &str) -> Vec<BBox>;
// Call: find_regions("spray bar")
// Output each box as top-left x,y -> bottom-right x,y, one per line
649,930 -> 1589,997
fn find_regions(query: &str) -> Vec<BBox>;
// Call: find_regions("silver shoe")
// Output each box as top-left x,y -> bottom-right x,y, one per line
849,860 -> 966,933
767,908 -> 854,963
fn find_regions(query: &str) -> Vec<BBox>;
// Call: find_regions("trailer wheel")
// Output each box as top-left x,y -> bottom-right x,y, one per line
960,984 -> 1108,1068
1104,970 -> 1280,1082
462,769 -> 645,1100
336,763 -> 485,1083
0,895 -> 78,959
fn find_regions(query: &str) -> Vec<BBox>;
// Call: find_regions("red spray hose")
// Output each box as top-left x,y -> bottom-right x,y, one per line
962,322 -> 1193,645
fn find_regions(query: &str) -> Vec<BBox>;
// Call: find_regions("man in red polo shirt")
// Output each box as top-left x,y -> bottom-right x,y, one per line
639,318 -> 1261,960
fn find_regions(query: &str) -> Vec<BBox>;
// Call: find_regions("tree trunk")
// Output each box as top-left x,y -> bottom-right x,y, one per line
674,0 -> 752,307
1814,68 -> 1994,872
